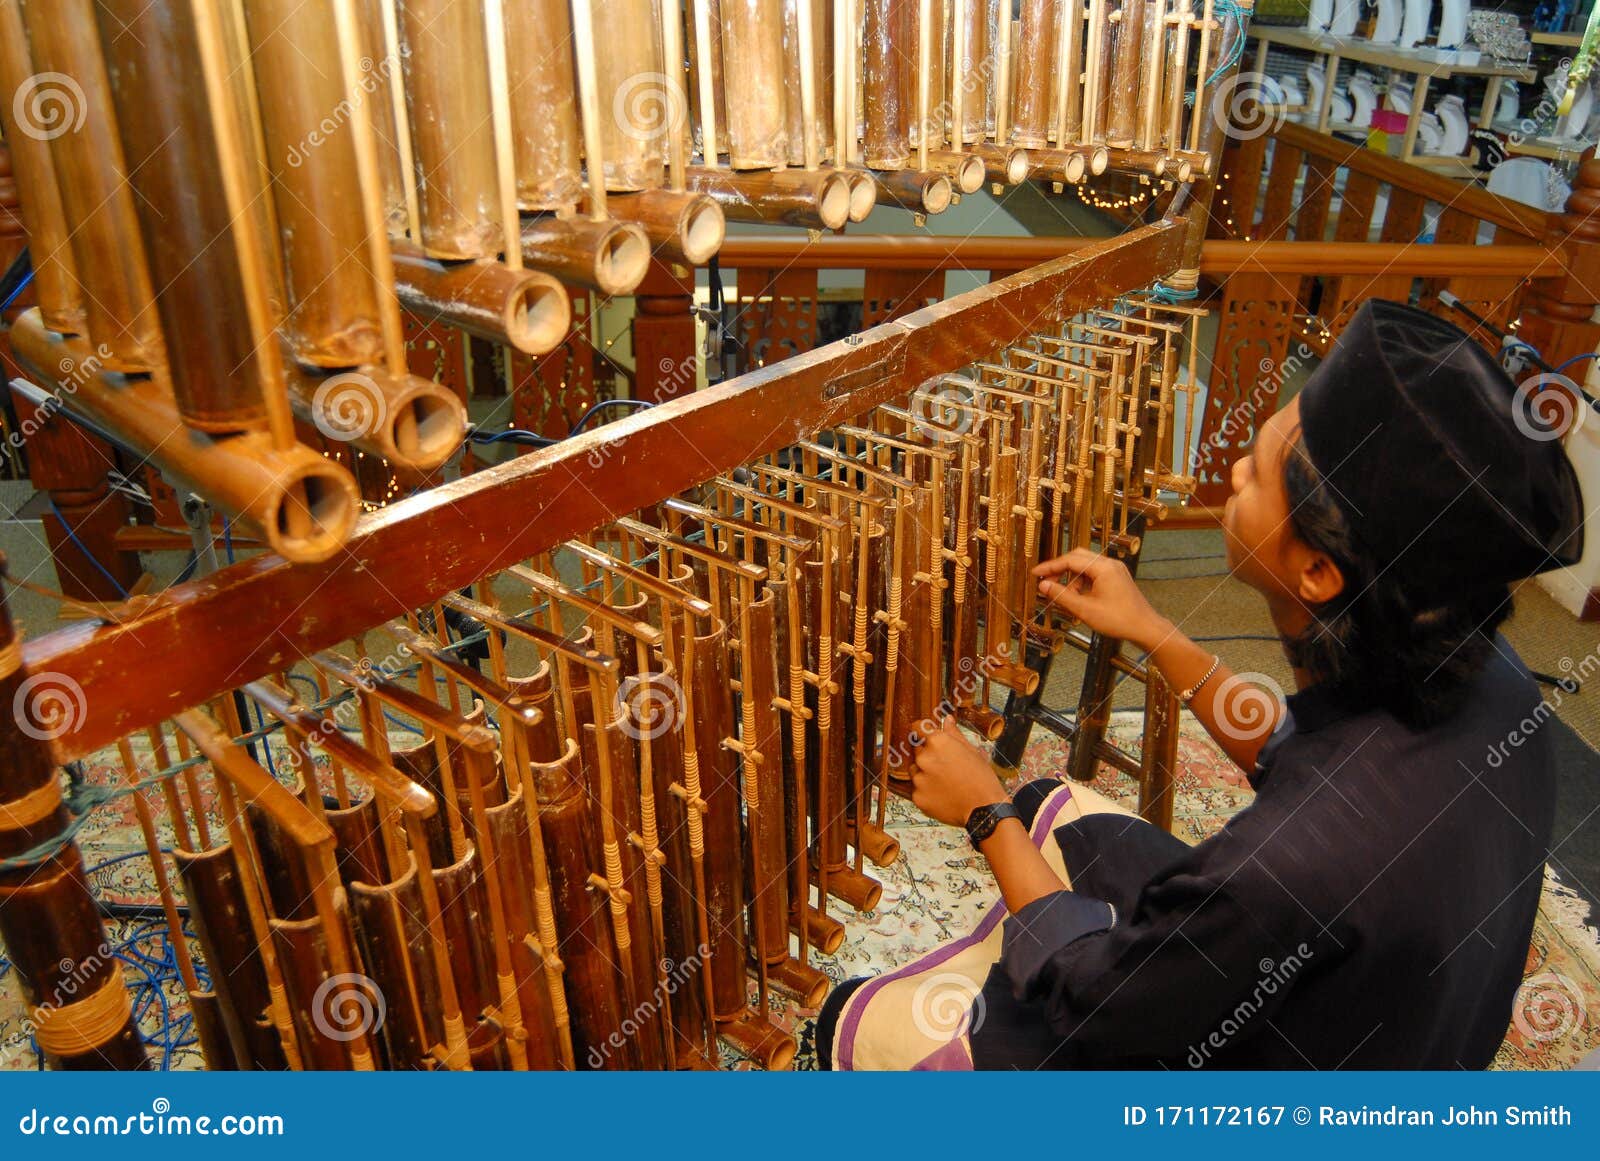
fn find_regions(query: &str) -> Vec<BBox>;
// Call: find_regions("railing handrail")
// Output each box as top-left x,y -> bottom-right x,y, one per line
714,235 -> 1558,278
1269,119 -> 1554,241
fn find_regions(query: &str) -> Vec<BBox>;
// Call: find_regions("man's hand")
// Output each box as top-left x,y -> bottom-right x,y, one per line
910,716 -> 1009,828
1034,548 -> 1170,650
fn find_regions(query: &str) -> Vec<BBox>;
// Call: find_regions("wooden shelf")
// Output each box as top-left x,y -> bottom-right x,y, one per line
1250,27 -> 1537,82
1531,31 -> 1584,48
1504,136 -> 1592,161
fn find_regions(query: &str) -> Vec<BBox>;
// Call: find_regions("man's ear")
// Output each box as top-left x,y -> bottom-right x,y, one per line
1296,549 -> 1346,605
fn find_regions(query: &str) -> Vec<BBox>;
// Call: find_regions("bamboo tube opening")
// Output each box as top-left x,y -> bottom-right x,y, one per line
679,196 -> 727,265
1090,146 -> 1110,175
506,277 -> 573,353
817,172 -> 852,228
388,390 -> 466,470
919,174 -> 952,214
956,154 -> 985,193
1004,149 -> 1030,184
1173,158 -> 1194,183
846,171 -> 878,221
269,466 -> 360,563
598,225 -> 651,296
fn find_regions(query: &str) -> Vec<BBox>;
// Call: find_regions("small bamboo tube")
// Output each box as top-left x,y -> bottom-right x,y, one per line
844,169 -> 879,221
0,0 -> 82,334
1010,0 -> 1055,147
285,363 -> 466,474
927,150 -> 986,193
1028,145 -> 1094,183
482,0 -> 524,273
917,0 -> 932,170
394,0 -> 503,258
606,190 -> 727,266
352,0 -> 412,233
520,216 -> 651,296
504,0 -> 583,211
244,0 -> 386,369
785,0 -> 829,166
1104,0 -> 1146,147
661,0 -> 691,189
12,314 -> 359,564
594,0 -> 669,189
863,0 -> 914,167
1135,0 -> 1165,149
1081,0 -> 1107,144
691,0 -> 725,164
19,0 -> 162,372
992,0 -> 1012,144
390,242 -> 571,353
970,142 -> 1031,183
869,167 -> 953,214
570,0 -> 611,219
720,0 -> 790,169
686,165 -> 851,229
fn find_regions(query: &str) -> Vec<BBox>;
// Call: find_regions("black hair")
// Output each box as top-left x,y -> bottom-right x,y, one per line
1280,436 -> 1513,730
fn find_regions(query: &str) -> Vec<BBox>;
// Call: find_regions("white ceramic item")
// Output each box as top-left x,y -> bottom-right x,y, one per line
1370,0 -> 1402,43
1347,74 -> 1378,127
1435,94 -> 1469,154
1398,0 -> 1431,49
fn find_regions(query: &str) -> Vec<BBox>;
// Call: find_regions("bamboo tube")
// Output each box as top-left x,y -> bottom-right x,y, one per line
606,190 -> 727,266
11,314 -> 358,564
863,0 -> 914,167
243,0 -> 386,370
690,0 -> 726,163
660,0 -> 691,190
504,0 -> 584,210
1135,0 -> 1165,149
686,165 -> 851,229
18,0 -> 162,372
519,216 -> 650,296
1009,0 -> 1055,147
390,241 -> 571,353
1104,145 -> 1186,180
833,0 -> 851,163
0,1 -> 81,334
927,150 -> 985,193
353,0 -> 411,232
593,0 -> 670,189
394,0 -> 503,258
869,168 -> 953,214
969,142 -> 1030,183
720,0 -> 789,169
1104,0 -> 1146,147
917,0 -> 933,169
784,0 -> 831,166
844,169 -> 879,221
1163,0 -> 1194,156
1027,145 -> 1093,183
1058,0 -> 1085,143
991,0 -> 1012,143
952,0 -> 991,145
285,363 -> 466,473
1081,0 -> 1107,144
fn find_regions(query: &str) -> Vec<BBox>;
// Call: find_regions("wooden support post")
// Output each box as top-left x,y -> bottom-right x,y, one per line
630,260 -> 699,403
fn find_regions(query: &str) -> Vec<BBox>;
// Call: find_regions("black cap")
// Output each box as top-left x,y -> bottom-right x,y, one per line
1296,299 -> 1584,601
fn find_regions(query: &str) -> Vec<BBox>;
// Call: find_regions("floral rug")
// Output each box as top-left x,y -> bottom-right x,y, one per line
3,712 -> 1596,1071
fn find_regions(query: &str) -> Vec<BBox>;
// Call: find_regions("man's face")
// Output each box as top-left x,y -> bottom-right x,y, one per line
1222,395 -> 1305,601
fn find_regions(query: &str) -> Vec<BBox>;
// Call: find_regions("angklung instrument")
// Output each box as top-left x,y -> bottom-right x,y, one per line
0,0 -> 1251,1070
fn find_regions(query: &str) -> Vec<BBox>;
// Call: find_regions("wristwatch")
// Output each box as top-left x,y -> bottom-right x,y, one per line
964,801 -> 1021,846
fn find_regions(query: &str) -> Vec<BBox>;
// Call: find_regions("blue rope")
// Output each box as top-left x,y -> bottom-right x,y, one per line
0,266 -> 33,312
45,496 -> 130,599
1185,0 -> 1249,107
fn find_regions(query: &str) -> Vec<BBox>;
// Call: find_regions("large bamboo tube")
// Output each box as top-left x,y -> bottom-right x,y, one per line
1104,0 -> 1146,147
686,166 -> 850,229
394,0 -> 503,258
593,0 -> 670,189
0,1 -> 81,334
520,216 -> 651,296
862,0 -> 914,167
244,0 -> 386,368
951,0 -> 988,144
606,190 -> 727,266
504,0 -> 583,210
95,1 -> 267,432
1010,0 -> 1055,148
391,241 -> 571,353
719,0 -> 789,169
354,0 -> 412,232
782,0 -> 832,165
11,314 -> 359,564
18,0 -> 162,372
285,363 -> 466,473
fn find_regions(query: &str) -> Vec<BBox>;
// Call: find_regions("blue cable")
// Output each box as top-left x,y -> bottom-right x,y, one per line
223,517 -> 234,564
1555,351 -> 1599,376
568,397 -> 654,434
0,267 -> 34,312
45,496 -> 130,599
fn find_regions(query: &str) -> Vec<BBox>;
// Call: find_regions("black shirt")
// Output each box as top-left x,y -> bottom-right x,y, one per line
973,639 -> 1556,1069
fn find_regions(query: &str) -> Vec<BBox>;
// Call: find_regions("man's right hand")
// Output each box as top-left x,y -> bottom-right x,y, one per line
1034,549 -> 1171,650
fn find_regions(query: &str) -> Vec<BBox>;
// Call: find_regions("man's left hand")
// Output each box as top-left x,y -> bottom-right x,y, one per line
910,716 -> 1010,828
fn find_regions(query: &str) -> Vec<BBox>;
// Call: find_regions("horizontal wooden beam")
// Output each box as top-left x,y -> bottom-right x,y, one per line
24,220 -> 1186,760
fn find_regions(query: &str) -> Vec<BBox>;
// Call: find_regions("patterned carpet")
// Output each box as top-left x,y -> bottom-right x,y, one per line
2,712 -> 1596,1071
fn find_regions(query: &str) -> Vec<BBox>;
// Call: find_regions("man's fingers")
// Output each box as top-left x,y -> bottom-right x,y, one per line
1038,577 -> 1083,612
1032,548 -> 1107,580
